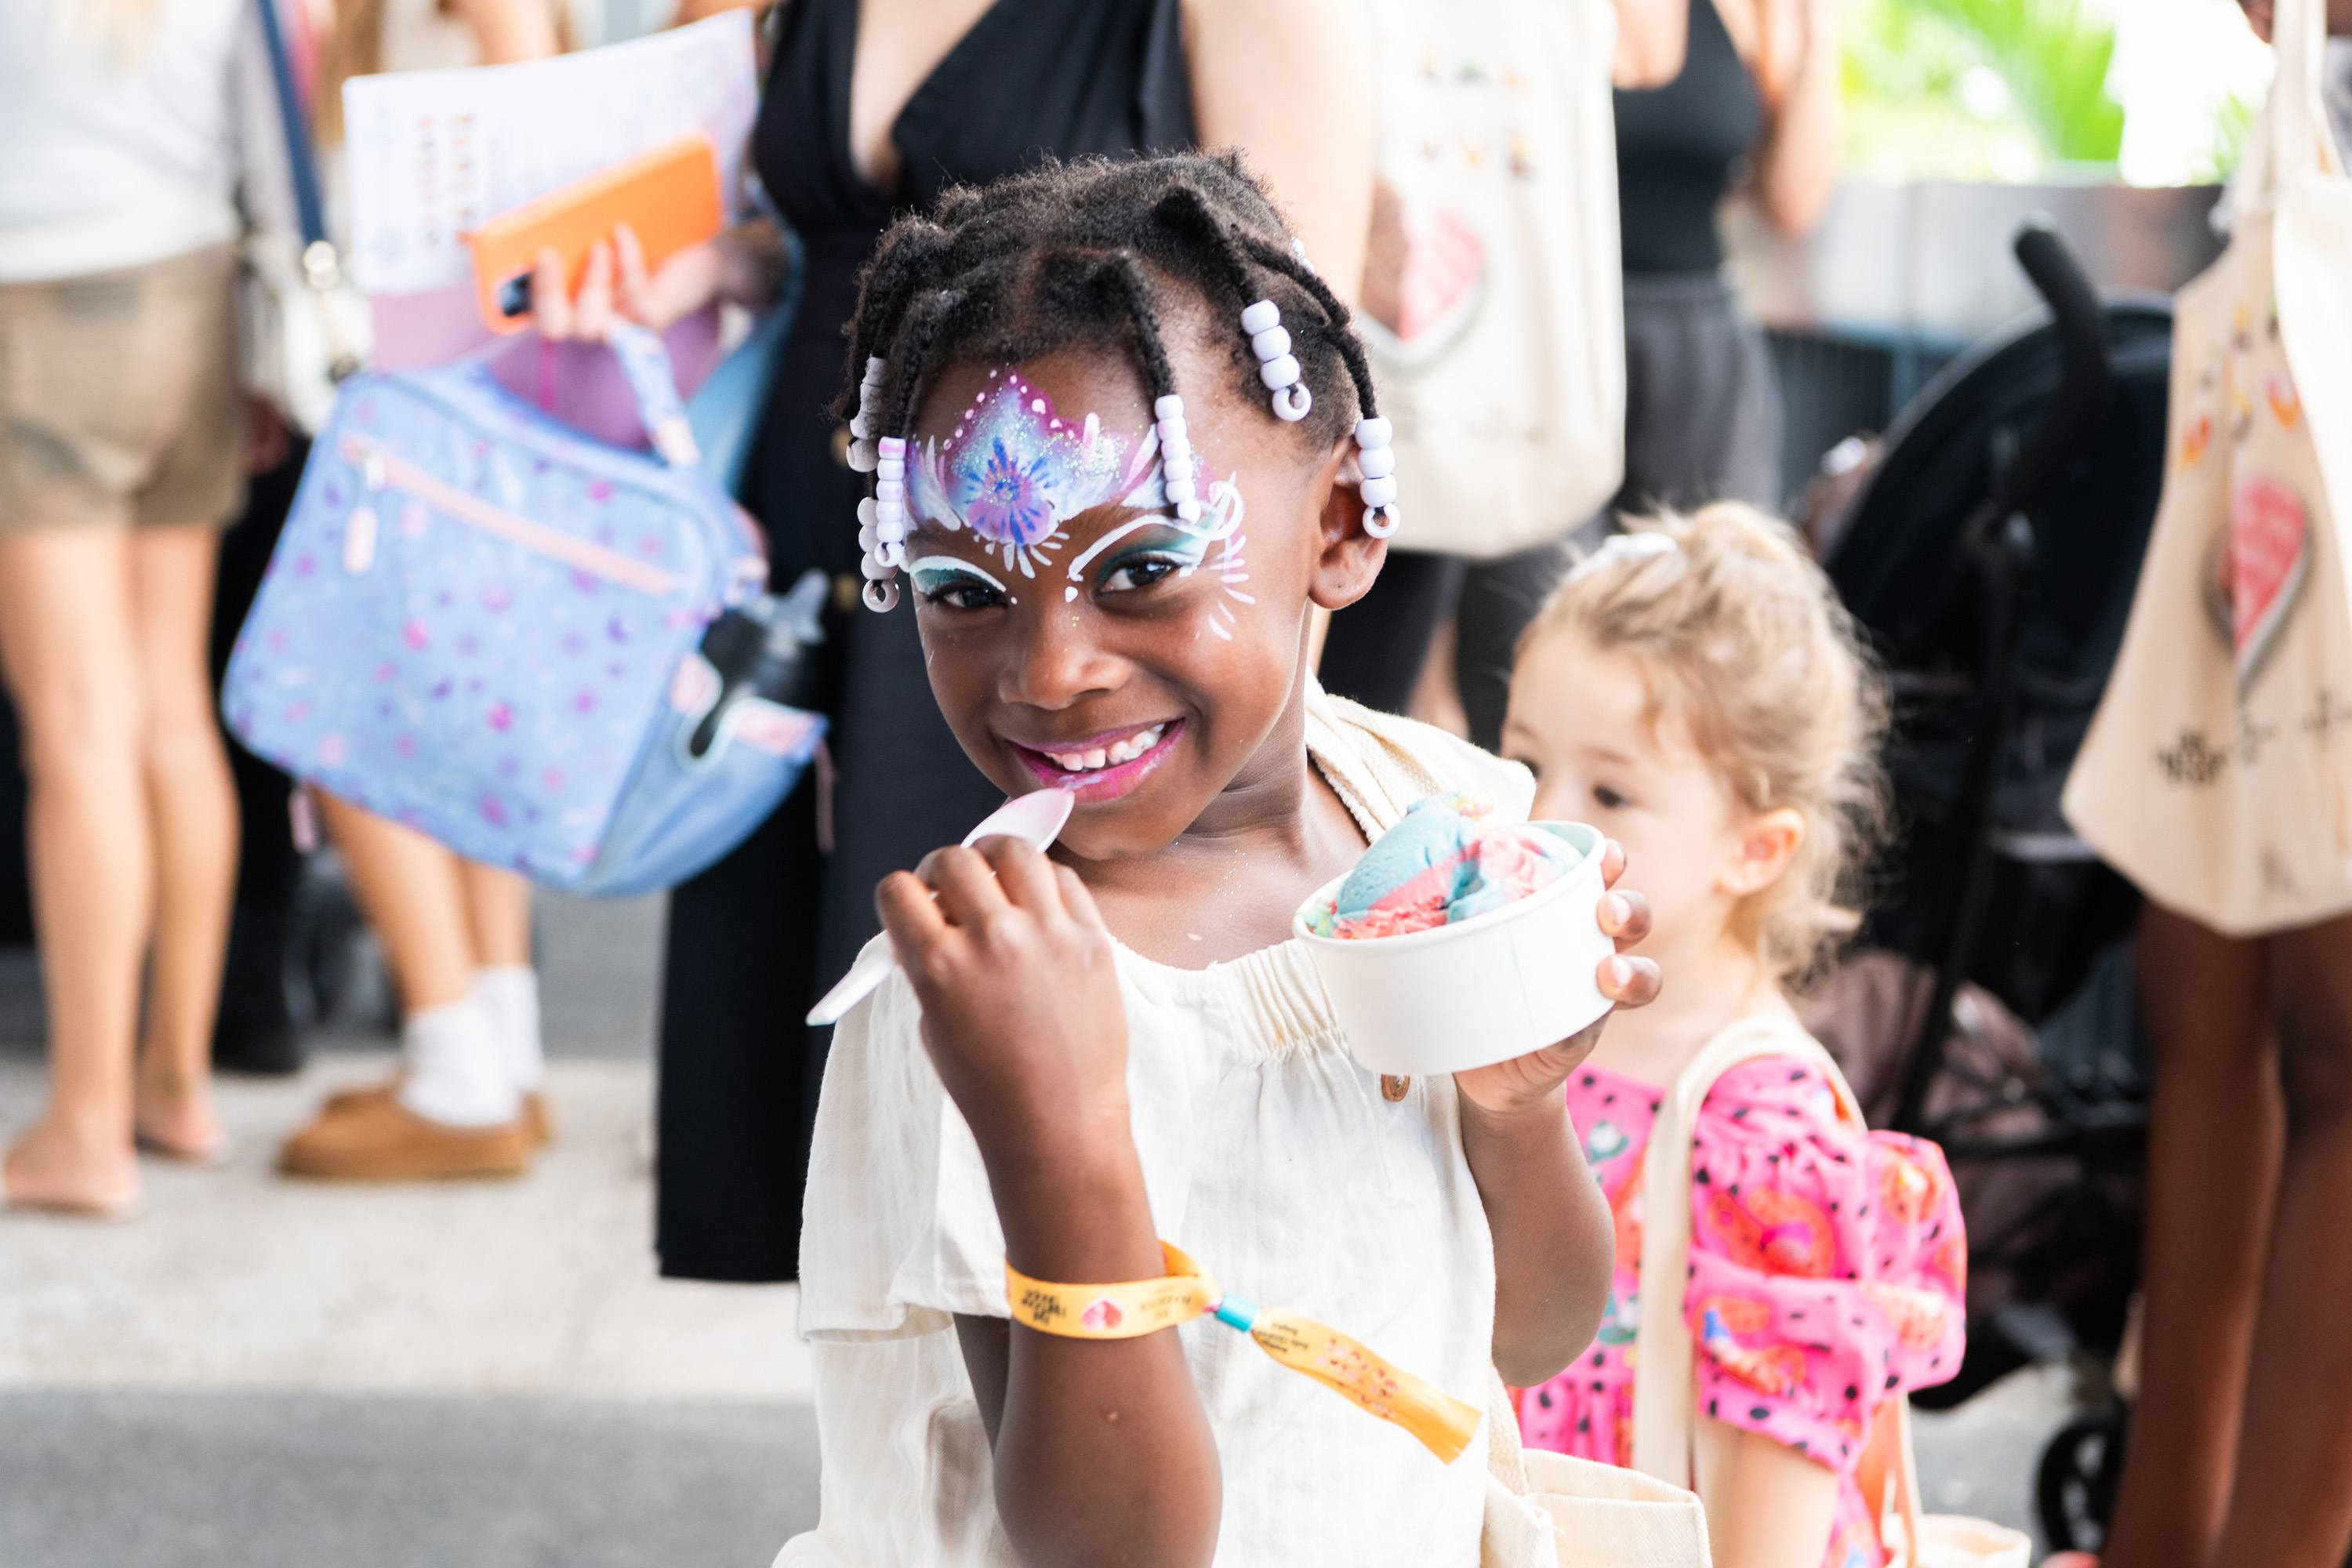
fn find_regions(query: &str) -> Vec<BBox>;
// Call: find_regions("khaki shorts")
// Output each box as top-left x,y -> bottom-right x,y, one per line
0,243 -> 250,532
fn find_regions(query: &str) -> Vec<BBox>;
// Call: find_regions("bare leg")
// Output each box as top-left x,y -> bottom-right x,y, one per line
0,528 -> 149,1211
2100,905 -> 2281,1568
128,526 -> 235,1158
2207,910 -> 2352,1568
456,860 -> 531,971
315,796 -> 477,1011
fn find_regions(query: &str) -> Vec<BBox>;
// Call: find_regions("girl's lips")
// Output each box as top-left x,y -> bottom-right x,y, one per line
1010,718 -> 1185,802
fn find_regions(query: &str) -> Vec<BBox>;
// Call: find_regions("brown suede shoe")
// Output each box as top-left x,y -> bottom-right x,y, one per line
278,1094 -> 535,1181
321,1080 -> 555,1146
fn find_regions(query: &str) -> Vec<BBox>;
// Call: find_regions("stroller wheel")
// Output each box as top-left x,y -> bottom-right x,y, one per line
2036,1406 -> 2128,1553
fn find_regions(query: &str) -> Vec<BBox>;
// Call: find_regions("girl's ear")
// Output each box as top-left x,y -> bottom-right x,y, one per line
1719,808 -> 1805,898
1307,437 -> 1388,612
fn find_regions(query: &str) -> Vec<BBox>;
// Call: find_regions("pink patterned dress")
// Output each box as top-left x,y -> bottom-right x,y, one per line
1515,1054 -> 1969,1568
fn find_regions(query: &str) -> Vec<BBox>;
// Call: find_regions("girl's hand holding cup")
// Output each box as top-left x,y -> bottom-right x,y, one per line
875,837 -> 1134,1169
1451,839 -> 1657,1121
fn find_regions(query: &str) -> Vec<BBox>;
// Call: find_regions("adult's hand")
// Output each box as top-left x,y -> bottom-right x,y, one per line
528,224 -> 726,343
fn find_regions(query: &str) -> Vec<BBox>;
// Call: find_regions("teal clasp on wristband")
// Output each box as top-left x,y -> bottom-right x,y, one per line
1210,1292 -> 1258,1331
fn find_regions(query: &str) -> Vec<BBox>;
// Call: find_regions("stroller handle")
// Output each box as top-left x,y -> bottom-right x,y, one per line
2002,218 -> 2114,513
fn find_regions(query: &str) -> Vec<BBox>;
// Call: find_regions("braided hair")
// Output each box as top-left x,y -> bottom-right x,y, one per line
837,151 -> 1399,611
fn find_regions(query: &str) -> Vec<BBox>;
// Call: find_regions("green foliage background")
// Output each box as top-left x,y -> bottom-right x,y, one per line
1841,0 -> 2250,182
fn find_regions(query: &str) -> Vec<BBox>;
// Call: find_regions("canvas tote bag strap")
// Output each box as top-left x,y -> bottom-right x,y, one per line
1628,1016 -> 1867,1490
2238,0 -> 2345,209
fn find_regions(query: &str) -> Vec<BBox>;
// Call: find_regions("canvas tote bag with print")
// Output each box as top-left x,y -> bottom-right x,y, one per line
2062,0 -> 2352,936
1482,1371 -> 1715,1568
1628,1018 -> 2031,1568
1358,0 -> 1625,561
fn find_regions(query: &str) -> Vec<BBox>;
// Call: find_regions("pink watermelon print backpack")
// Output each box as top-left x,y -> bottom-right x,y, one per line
223,325 -> 822,894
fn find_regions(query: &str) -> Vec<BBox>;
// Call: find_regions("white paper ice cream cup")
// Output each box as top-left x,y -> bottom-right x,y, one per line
1293,821 -> 1615,1077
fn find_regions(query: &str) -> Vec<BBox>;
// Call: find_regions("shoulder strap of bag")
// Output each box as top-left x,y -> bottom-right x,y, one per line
1627,1016 -> 1937,1559
1627,1017 -> 1867,1479
2237,0 -> 2344,211
252,0 -> 328,251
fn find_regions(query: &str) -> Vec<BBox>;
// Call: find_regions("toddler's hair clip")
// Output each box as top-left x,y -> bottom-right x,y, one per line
1006,1240 -> 1479,1463
1568,530 -> 1679,582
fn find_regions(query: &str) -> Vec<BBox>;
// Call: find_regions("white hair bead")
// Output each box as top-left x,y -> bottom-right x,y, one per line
859,553 -> 893,582
877,539 -> 906,568
1156,416 -> 1187,441
1359,474 -> 1399,509
1355,416 -> 1392,448
858,522 -> 878,554
1357,445 -> 1395,481
1167,477 -> 1197,506
1154,394 -> 1185,422
847,441 -> 878,474
1363,505 -> 1399,539
863,579 -> 898,612
877,437 -> 906,459
1240,299 -> 1280,336
1258,354 -> 1302,391
874,479 -> 905,504
1176,499 -> 1202,523
1272,383 -> 1312,422
1250,325 -> 1291,362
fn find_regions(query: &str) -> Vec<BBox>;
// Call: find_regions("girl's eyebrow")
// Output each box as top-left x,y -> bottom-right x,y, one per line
1062,512 -> 1223,580
908,554 -> 1010,591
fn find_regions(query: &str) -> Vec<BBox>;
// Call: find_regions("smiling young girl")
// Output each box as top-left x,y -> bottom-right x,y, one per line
778,152 -> 1659,1567
1501,507 -> 1967,1568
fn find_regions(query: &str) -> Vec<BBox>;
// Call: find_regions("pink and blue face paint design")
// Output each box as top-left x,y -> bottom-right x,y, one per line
908,371 -> 1246,586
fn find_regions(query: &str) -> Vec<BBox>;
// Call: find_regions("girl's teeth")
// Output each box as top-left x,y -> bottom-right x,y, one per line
1046,724 -> 1166,773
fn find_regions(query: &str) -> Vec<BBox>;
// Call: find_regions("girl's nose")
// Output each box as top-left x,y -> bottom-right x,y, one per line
999,602 -> 1121,712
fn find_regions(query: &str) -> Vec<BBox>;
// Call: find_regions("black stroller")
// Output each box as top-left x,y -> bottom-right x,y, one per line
1817,221 -> 2175,1551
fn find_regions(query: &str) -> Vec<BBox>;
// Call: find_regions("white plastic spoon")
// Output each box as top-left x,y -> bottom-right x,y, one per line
804,788 -> 1079,1026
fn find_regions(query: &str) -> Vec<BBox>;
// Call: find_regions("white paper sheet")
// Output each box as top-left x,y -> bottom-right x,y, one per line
341,11 -> 758,296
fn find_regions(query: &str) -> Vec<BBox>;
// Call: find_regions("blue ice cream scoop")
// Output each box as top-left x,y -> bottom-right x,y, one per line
1308,793 -> 1581,940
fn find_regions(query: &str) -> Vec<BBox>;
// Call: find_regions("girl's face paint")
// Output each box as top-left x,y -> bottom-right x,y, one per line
910,372 -> 1163,578
909,554 -> 1011,611
902,350 -> 1358,863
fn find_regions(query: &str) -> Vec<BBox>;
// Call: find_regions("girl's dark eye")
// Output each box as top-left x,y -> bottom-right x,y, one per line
918,578 -> 1007,611
1593,784 -> 1632,811
1100,554 -> 1188,593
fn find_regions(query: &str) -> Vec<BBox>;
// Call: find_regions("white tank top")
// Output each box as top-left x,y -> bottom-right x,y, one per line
0,0 -> 245,281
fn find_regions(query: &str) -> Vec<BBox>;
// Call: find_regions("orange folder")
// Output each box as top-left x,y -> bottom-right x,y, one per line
465,134 -> 724,333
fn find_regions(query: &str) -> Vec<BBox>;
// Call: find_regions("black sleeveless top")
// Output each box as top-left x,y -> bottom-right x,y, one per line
1613,0 -> 1760,276
745,0 -> 1195,586
656,0 -> 1192,1284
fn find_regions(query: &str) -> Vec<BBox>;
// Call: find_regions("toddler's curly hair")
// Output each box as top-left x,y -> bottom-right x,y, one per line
1521,504 -> 1891,984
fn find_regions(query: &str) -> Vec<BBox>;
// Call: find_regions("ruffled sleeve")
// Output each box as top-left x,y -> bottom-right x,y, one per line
1679,1055 -> 1967,1474
794,938 -> 1200,1342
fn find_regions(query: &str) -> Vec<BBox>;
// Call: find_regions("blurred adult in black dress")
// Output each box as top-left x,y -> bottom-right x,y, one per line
561,0 -> 1371,1279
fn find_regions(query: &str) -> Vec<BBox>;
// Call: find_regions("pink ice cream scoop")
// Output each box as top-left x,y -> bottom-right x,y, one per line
1307,793 -> 1583,940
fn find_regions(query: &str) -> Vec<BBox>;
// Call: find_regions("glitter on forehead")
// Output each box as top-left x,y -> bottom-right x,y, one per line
906,376 -> 1151,565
